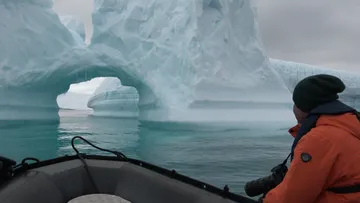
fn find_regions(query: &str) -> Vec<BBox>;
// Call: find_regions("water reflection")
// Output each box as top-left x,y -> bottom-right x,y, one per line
0,110 -> 294,195
57,113 -> 140,158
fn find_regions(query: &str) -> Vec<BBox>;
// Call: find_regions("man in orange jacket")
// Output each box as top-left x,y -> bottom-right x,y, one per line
261,74 -> 360,203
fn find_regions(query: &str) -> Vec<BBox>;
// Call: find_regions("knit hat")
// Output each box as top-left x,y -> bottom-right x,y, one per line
292,74 -> 346,112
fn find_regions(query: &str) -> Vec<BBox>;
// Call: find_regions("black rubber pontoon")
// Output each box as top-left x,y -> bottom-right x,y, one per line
0,136 -> 256,203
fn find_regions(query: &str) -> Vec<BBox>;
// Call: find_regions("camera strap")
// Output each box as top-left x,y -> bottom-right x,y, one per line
327,184 -> 360,194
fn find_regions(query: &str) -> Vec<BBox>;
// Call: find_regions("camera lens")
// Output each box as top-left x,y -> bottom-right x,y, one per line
244,174 -> 277,197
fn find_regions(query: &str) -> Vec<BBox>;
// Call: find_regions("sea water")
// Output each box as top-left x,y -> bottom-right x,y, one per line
0,109 -> 293,195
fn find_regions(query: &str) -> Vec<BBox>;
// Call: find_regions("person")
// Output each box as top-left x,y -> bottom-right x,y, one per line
262,74 -> 360,203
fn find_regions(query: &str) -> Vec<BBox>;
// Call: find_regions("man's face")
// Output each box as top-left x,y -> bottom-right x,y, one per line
293,104 -> 308,124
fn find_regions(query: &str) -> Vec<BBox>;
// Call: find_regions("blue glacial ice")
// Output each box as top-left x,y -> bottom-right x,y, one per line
0,0 -> 358,125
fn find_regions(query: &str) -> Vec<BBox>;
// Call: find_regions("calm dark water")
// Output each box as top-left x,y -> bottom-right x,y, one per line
0,109 -> 293,195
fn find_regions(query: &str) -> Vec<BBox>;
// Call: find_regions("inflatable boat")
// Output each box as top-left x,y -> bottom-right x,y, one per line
0,136 -> 256,203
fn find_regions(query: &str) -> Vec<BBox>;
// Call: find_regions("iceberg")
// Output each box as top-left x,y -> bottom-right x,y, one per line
87,78 -> 139,117
88,59 -> 360,121
1,0 -> 357,125
0,0 -> 293,124
270,59 -> 360,110
57,92 -> 92,110
88,0 -> 294,124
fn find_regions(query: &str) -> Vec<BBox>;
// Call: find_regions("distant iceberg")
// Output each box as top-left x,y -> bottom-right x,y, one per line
87,78 -> 139,117
270,59 -> 360,110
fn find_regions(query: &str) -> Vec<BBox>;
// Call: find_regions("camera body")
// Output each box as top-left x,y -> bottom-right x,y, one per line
244,163 -> 288,197
0,156 -> 16,183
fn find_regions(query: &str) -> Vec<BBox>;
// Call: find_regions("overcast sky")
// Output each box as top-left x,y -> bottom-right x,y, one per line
257,0 -> 360,72
53,0 -> 360,95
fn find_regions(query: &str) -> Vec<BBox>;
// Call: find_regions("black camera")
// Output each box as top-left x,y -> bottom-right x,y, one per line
244,163 -> 288,197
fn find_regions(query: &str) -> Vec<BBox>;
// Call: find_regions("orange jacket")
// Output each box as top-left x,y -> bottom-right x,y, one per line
263,112 -> 360,203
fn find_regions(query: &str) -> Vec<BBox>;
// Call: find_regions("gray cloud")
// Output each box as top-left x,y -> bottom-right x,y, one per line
256,0 -> 360,71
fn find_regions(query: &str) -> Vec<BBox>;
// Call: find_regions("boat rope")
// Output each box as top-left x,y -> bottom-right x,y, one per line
70,136 -> 128,193
71,136 -> 127,159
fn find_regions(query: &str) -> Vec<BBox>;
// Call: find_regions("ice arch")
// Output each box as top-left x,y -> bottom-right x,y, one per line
0,0 -> 154,121
0,0 -> 291,123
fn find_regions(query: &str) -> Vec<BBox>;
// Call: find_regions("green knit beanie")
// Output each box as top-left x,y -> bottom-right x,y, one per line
292,74 -> 346,112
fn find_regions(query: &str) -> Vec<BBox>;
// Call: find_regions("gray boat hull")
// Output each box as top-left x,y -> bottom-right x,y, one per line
0,156 -> 256,203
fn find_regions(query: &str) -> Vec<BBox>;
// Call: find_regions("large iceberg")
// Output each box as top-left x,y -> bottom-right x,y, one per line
88,0 -> 297,125
1,0 -> 357,125
0,0 -> 293,124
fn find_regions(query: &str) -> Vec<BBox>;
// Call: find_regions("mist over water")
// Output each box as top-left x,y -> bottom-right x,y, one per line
0,109 -> 293,195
